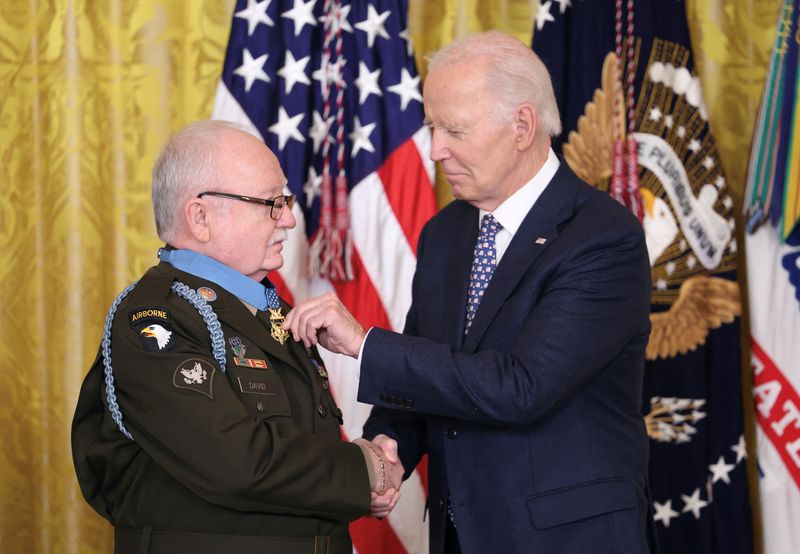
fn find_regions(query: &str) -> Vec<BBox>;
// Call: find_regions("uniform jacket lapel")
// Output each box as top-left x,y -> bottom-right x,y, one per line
159,262 -> 300,370
461,165 -> 579,353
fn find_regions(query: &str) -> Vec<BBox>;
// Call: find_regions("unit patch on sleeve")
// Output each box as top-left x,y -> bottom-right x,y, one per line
129,307 -> 177,352
173,358 -> 216,398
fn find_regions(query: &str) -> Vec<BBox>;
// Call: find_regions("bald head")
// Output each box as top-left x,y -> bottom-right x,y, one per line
427,30 -> 561,139
151,120 -> 294,279
151,120 -> 273,243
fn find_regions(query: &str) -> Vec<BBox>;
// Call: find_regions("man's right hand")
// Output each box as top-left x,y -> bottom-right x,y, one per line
283,293 -> 366,358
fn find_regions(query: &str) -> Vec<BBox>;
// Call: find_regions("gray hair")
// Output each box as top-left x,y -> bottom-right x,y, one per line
427,30 -> 562,138
151,120 -> 245,242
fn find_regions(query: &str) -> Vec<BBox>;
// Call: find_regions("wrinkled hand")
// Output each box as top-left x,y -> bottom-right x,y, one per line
373,434 -> 402,489
370,434 -> 403,517
283,293 -> 366,358
354,436 -> 405,518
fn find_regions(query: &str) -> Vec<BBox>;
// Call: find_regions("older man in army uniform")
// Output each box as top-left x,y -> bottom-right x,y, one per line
72,120 -> 401,554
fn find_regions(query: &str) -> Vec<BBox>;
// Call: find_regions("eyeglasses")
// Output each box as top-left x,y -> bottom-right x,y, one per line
197,191 -> 296,221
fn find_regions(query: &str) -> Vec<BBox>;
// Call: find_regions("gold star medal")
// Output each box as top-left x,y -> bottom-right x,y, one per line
264,287 -> 289,345
268,308 -> 289,345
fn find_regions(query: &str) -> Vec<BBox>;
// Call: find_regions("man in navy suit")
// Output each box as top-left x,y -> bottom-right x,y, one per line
285,31 -> 653,554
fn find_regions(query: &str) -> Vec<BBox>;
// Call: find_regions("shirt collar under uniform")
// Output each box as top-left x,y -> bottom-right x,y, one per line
480,147 -> 560,236
158,247 -> 277,311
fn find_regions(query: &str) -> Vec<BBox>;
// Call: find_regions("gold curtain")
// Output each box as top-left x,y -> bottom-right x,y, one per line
0,1 -> 234,551
0,1 -> 778,552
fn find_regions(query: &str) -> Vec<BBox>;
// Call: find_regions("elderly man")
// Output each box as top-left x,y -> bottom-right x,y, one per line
284,31 -> 654,554
72,121 -> 401,554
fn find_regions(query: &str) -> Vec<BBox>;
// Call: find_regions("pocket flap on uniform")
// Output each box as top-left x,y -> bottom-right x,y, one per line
527,478 -> 638,529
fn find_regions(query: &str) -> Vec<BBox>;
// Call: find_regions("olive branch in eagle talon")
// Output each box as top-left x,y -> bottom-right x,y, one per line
645,396 -> 707,443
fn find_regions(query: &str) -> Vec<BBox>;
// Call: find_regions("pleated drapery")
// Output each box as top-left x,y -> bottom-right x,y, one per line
0,1 -> 779,552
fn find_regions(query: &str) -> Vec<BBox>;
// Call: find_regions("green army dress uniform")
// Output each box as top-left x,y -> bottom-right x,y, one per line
72,261 -> 371,554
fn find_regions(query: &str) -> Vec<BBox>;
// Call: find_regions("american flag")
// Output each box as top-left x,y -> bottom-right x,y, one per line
212,1 -> 435,552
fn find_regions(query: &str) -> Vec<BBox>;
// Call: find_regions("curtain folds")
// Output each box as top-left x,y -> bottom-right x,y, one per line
0,1 -> 778,552
0,2 -> 234,551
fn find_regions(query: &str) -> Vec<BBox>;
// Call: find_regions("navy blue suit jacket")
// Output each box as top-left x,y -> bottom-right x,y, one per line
360,163 -> 652,553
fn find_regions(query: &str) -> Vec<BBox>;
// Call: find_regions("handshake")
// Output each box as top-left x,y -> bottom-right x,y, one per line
353,434 -> 404,518
285,295 -> 404,517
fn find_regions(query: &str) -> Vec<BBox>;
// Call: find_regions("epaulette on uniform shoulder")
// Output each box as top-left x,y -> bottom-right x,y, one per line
124,265 -> 176,306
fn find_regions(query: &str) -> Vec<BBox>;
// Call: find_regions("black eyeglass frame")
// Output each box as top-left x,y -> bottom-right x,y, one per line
197,191 -> 296,220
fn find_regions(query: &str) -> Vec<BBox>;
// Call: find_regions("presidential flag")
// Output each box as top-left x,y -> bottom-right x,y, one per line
533,2 -> 753,552
212,1 -> 436,552
745,2 -> 800,552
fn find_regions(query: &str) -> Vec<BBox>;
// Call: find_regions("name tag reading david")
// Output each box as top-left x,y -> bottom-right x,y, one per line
237,376 -> 278,396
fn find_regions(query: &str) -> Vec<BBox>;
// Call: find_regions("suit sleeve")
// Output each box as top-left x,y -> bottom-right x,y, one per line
358,216 -> 651,427
111,298 -> 370,522
361,225 -> 430,476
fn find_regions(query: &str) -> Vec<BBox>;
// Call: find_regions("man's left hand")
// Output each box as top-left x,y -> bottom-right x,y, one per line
283,293 -> 366,358
370,488 -> 401,519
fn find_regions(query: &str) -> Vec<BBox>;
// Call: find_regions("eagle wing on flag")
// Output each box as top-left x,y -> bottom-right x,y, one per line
647,275 -> 741,361
562,52 -> 624,187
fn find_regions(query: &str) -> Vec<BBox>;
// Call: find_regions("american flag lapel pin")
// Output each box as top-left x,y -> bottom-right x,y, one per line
535,237 -> 547,245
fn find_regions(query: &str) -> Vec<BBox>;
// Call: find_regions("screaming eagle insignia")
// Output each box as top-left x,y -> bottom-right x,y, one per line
129,307 -> 177,352
173,358 -> 215,398
140,325 -> 173,350
563,43 -> 741,361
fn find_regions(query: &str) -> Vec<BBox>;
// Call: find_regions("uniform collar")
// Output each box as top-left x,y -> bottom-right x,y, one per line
157,247 -> 277,310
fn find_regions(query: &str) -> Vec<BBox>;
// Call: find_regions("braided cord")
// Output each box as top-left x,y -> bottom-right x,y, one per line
170,282 -> 227,372
101,281 -> 140,440
100,280 -> 227,441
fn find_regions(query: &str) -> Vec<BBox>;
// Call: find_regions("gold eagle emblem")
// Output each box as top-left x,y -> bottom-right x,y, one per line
563,52 -> 624,186
563,46 -> 740,361
647,276 -> 740,360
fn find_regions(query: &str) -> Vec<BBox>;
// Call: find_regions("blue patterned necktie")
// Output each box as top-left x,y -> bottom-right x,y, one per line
464,214 -> 501,335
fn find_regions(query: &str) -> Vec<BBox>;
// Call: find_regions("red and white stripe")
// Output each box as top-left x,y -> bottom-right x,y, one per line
213,82 -> 436,554
747,224 -> 800,554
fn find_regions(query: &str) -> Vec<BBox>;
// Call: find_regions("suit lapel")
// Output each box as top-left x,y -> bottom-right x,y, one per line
462,165 -> 579,352
442,206 -> 480,348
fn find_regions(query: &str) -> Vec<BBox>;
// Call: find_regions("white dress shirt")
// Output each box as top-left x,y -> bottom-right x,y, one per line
480,148 -> 560,263
357,148 -> 561,362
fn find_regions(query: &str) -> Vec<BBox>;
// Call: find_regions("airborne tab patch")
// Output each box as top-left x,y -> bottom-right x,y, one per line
173,358 -> 215,398
129,307 -> 170,326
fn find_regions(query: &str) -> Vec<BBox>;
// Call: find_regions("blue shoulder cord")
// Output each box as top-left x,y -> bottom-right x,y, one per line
101,280 -> 227,440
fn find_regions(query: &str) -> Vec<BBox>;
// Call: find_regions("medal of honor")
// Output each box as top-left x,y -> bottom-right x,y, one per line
268,308 -> 289,345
